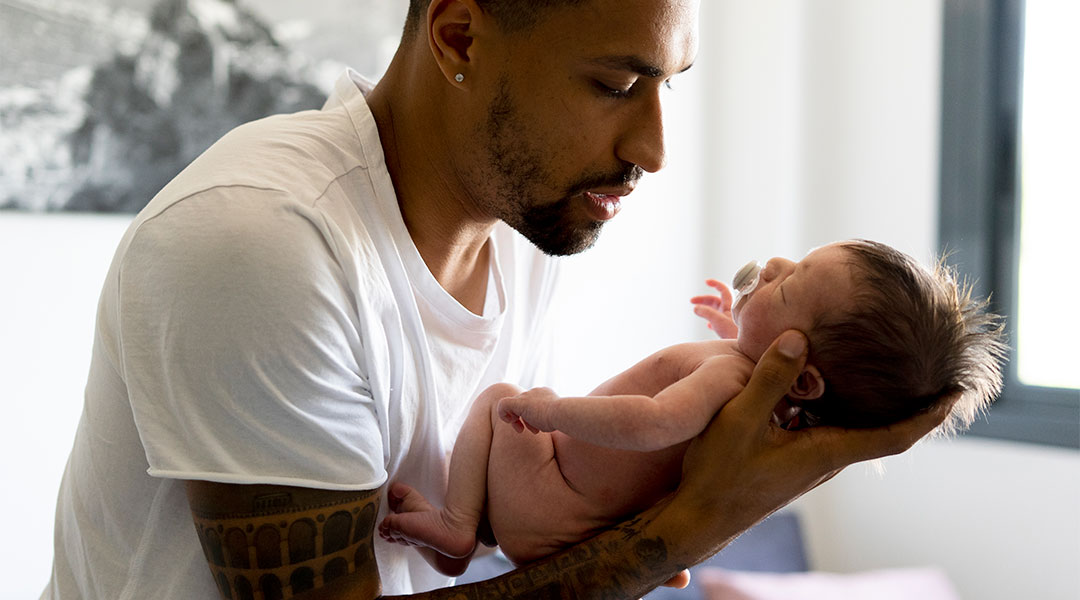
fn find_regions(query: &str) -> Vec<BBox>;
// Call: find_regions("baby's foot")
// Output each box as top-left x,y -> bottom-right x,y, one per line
378,483 -> 478,560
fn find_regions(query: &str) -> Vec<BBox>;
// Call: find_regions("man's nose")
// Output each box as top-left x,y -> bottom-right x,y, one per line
614,91 -> 666,173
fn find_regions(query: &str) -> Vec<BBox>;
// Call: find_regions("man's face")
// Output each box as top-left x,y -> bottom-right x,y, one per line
458,0 -> 699,255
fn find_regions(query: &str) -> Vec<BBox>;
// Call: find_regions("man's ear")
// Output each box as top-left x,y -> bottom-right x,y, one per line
427,0 -> 483,87
789,365 -> 825,400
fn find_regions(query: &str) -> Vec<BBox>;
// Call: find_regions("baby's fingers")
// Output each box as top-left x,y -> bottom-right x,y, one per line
705,279 -> 734,302
497,398 -> 538,434
497,407 -> 516,424
692,304 -> 739,339
689,294 -> 724,309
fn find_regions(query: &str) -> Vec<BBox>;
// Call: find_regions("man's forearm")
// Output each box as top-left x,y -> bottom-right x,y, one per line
385,494 -> 711,600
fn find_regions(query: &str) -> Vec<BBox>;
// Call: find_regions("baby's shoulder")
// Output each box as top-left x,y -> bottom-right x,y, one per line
681,338 -> 746,362
656,339 -> 749,378
694,342 -> 756,376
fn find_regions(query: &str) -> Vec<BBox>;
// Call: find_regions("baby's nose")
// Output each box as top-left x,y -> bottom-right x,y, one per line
761,257 -> 794,282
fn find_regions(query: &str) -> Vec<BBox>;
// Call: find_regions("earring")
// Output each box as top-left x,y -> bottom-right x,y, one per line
454,73 -> 464,83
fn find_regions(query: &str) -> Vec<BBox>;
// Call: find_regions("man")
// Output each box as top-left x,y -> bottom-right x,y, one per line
43,1 -> 951,598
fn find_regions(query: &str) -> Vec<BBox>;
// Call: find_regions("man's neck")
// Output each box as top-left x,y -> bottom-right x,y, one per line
366,47 -> 497,313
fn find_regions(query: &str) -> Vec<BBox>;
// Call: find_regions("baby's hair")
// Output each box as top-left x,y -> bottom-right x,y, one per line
803,239 -> 1007,434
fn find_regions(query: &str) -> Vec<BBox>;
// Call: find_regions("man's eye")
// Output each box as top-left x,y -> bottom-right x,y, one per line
595,80 -> 632,98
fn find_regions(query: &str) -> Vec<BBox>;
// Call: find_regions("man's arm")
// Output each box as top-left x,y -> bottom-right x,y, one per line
189,331 -> 952,600
185,481 -> 384,600
187,480 -> 689,600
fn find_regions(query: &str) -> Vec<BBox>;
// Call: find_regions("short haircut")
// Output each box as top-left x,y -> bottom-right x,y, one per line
802,239 -> 1007,434
404,0 -> 588,36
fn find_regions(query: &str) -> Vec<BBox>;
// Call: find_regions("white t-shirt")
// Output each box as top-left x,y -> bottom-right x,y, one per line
43,70 -> 560,599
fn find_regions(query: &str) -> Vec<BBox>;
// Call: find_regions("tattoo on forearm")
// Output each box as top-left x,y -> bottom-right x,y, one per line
404,514 -> 683,600
191,489 -> 379,600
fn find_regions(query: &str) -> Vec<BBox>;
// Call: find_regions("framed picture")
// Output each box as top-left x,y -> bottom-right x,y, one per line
1,0 -> 407,213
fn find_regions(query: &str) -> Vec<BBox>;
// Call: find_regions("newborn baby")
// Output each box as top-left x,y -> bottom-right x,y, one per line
379,239 -> 1006,575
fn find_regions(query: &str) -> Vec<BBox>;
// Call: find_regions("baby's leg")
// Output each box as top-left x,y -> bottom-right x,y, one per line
379,383 -> 523,561
487,410 -> 630,565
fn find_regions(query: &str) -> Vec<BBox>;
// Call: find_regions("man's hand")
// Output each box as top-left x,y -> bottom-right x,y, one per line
672,330 -> 956,557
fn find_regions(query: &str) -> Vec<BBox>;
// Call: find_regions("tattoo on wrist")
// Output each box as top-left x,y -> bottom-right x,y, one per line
421,516 -> 682,600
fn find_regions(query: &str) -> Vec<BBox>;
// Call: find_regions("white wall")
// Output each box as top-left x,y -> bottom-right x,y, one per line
700,0 -> 940,271
0,213 -> 133,599
701,2 -> 1080,600
797,437 -> 1080,600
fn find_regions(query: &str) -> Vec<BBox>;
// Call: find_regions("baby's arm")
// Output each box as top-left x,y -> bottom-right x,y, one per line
500,344 -> 755,452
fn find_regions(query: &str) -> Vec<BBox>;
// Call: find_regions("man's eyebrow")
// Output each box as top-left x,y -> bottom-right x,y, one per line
589,55 -> 694,78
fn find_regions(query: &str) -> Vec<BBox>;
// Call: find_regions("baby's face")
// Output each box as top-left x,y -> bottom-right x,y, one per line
733,243 -> 857,361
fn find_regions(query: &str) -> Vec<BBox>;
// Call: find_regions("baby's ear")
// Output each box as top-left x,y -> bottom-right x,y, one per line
789,365 -> 825,400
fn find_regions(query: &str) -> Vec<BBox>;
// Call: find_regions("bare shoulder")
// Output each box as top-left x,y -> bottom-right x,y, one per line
664,339 -> 744,372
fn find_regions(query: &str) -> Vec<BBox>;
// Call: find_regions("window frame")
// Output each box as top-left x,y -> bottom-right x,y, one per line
939,0 -> 1079,448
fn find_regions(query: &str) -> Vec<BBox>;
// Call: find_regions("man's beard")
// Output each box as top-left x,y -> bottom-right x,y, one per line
477,79 -> 642,256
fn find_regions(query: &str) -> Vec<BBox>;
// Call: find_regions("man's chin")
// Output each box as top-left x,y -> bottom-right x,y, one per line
524,222 -> 603,257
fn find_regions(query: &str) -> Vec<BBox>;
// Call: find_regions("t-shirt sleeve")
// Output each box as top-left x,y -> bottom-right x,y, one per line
116,191 -> 387,490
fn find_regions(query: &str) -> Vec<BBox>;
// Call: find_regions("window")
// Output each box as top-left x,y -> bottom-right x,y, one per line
940,0 -> 1079,448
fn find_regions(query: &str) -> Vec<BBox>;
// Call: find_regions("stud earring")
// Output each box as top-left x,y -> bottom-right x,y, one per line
455,73 -> 465,83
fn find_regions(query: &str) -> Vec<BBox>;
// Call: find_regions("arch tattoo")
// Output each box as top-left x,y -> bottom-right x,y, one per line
187,483 -> 381,600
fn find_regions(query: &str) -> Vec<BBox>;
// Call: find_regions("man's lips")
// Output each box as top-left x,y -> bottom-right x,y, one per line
583,191 -> 624,222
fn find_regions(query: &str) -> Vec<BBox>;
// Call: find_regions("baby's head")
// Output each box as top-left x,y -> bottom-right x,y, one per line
733,239 -> 1007,433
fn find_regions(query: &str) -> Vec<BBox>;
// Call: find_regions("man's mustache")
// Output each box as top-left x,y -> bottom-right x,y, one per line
568,164 -> 644,196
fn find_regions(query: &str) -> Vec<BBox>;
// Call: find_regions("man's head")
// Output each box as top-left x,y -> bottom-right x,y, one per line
393,0 -> 698,255
733,240 -> 1007,433
405,1 -> 586,36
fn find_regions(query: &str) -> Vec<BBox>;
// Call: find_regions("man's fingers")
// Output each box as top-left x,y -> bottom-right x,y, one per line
812,393 -> 959,468
660,569 -> 691,589
731,330 -> 808,420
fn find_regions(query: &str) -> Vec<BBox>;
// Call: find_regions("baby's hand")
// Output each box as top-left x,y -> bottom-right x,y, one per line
497,387 -> 560,434
690,278 -> 739,339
